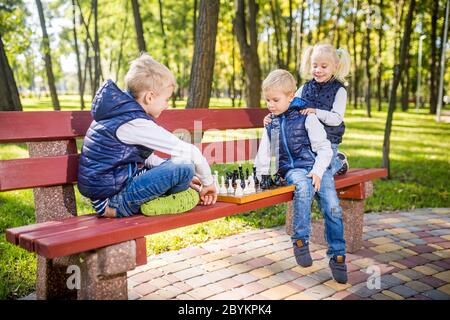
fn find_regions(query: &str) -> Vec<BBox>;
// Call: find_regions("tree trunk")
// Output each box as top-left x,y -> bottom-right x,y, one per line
316,0 -> 324,42
333,0 -> 344,48
0,35 -> 22,111
158,0 -> 169,67
269,0 -> 283,69
131,0 -> 146,53
352,0 -> 360,109
193,0 -> 198,45
35,0 -> 60,110
430,1 -> 442,114
233,0 -> 262,108
92,0 -> 102,93
382,0 -> 415,177
365,0 -> 372,117
401,53 -> 411,111
296,0 -> 305,83
186,0 -> 219,109
72,0 -> 85,110
377,0 -> 384,111
116,1 -> 129,81
286,0 -> 293,70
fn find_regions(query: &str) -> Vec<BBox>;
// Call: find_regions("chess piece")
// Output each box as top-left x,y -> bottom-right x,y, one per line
234,179 -> 243,196
213,171 -> 220,193
245,168 -> 250,179
252,166 -> 259,187
232,170 -> 238,188
273,173 -> 282,187
219,176 -> 228,194
243,178 -> 251,195
247,176 -> 256,193
227,178 -> 234,194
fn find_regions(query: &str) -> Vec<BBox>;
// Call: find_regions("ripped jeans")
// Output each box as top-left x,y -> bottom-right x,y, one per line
285,167 -> 346,257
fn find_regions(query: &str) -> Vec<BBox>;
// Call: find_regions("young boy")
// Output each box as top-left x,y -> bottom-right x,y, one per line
254,69 -> 348,284
78,53 -> 217,218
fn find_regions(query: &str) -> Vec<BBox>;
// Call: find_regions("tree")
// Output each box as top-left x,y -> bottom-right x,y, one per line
233,0 -> 262,108
35,0 -> 60,110
186,0 -> 220,109
72,0 -> 85,110
0,34 -> 22,111
382,0 -> 416,177
131,0 -> 146,53
364,0 -> 372,117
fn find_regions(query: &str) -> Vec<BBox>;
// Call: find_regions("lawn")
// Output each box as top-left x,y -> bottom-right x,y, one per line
0,95 -> 449,299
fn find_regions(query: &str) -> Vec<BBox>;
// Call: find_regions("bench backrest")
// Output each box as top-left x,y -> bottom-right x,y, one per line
0,109 -> 267,192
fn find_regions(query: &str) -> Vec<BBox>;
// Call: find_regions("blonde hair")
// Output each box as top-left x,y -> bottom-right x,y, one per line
262,69 -> 297,97
124,53 -> 177,98
300,44 -> 351,83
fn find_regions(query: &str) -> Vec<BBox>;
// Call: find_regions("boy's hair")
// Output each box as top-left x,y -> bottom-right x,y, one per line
124,53 -> 177,99
300,44 -> 351,83
262,69 -> 297,97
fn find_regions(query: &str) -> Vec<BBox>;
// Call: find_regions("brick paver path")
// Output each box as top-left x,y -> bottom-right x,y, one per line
127,208 -> 450,300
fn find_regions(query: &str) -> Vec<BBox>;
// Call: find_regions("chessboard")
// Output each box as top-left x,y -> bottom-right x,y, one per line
217,185 -> 295,204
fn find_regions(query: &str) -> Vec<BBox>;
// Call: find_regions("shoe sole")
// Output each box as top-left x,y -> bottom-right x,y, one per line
141,188 -> 200,216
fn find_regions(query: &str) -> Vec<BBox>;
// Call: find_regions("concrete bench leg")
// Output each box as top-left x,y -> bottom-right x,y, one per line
285,198 -> 365,254
29,140 -> 79,300
76,240 -> 137,300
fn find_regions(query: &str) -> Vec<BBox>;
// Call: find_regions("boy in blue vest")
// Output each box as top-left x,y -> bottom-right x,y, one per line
78,53 -> 217,218
255,69 -> 347,284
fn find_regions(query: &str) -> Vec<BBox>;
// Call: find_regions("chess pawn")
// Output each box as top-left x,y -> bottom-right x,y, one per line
234,179 -> 243,197
245,168 -> 250,179
219,176 -> 228,195
248,175 -> 256,193
243,179 -> 251,195
252,166 -> 259,187
213,171 -> 220,193
227,178 -> 234,194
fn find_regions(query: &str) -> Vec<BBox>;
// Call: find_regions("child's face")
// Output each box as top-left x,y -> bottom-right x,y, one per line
311,54 -> 337,83
138,85 -> 174,118
264,89 -> 294,115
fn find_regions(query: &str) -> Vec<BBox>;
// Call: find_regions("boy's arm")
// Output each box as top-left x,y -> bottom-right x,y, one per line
254,129 -> 271,181
144,153 -> 167,168
305,114 -> 333,179
117,119 -> 213,186
314,87 -> 347,126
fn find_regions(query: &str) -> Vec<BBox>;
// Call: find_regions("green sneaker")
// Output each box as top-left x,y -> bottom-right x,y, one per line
140,188 -> 200,216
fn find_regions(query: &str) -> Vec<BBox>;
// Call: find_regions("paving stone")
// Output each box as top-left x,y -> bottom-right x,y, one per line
381,290 -> 404,300
420,276 -> 447,288
205,268 -> 237,282
185,275 -> 213,288
188,286 -> 219,300
389,285 -> 418,298
291,276 -> 321,289
207,290 -> 244,300
437,284 -> 450,296
323,279 -> 351,291
347,271 -> 369,285
301,284 -> 336,300
422,289 -> 450,300
133,283 -> 159,296
433,270 -> 450,283
233,282 -> 268,298
172,267 -> 204,281
348,282 -> 381,298
232,272 -> 259,285
405,281 -> 433,293
260,284 -> 299,300
309,269 -> 332,283
397,269 -> 424,280
380,274 -> 406,288
413,265 -> 439,276
371,293 -> 394,300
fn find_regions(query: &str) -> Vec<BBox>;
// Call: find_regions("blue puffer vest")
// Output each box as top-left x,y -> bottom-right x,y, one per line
301,79 -> 346,144
266,97 -> 316,178
78,80 -> 154,200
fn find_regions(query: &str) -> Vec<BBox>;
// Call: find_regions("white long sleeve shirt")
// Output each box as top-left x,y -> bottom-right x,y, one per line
295,86 -> 347,126
116,118 -> 213,186
254,114 -> 333,180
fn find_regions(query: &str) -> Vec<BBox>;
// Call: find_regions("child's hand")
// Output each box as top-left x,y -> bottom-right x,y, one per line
190,176 -> 202,191
299,108 -> 316,115
263,114 -> 272,127
307,173 -> 321,192
199,183 -> 217,206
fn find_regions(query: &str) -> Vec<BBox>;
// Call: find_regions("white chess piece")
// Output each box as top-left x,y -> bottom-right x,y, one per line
243,178 -> 251,195
213,171 -> 220,193
227,178 -> 234,194
219,176 -> 227,194
248,175 -> 256,193
234,179 -> 243,197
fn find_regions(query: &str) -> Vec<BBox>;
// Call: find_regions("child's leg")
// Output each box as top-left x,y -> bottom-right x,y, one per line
315,169 -> 346,258
108,159 -> 195,217
330,143 -> 342,175
285,168 -> 315,243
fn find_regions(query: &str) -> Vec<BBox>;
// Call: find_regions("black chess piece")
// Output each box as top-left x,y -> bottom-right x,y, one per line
260,174 -> 272,190
245,168 -> 249,179
232,170 -> 238,188
252,166 -> 259,187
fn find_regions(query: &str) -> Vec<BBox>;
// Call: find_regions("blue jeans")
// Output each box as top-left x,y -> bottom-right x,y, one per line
108,159 -> 195,217
285,167 -> 346,257
330,143 -> 343,175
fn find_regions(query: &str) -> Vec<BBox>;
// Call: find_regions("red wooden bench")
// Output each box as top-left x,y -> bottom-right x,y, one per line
0,110 -> 387,300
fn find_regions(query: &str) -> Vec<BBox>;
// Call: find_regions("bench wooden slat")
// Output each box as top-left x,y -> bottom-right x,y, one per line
0,109 -> 267,143
0,139 -> 261,191
31,193 -> 294,259
18,215 -> 134,252
334,168 -> 387,189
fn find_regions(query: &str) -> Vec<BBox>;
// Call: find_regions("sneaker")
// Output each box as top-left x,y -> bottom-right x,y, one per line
329,255 -> 348,284
335,152 -> 349,176
293,239 -> 313,267
141,188 -> 200,216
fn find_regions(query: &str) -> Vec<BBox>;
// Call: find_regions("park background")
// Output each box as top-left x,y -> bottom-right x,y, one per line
0,0 -> 449,299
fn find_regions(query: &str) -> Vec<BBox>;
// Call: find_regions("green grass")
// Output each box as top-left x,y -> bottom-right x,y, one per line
0,95 -> 449,299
